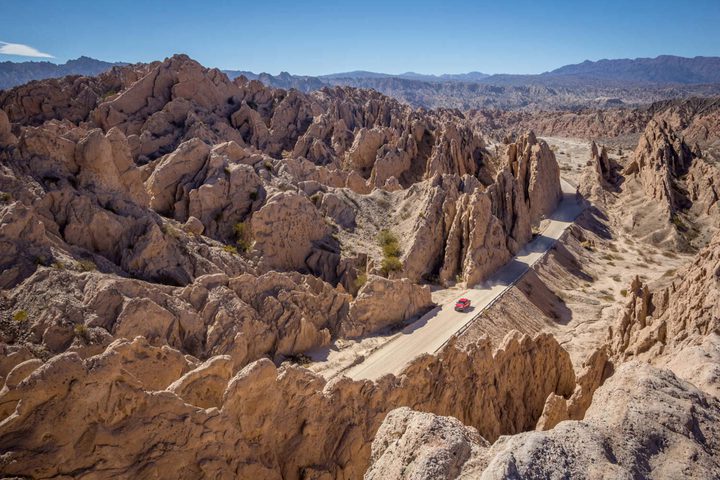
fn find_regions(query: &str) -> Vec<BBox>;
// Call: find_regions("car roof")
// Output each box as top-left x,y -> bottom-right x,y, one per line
457,298 -> 469,302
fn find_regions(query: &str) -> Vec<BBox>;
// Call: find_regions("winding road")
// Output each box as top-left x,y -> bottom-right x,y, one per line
345,179 -> 584,381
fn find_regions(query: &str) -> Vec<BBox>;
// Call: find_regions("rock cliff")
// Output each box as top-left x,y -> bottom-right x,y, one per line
367,362 -> 720,479
0,332 -> 576,479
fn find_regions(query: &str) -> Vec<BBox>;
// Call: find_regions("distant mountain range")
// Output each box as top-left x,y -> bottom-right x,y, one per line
546,55 -> 720,84
0,56 -> 126,89
224,55 -> 720,90
2,54 -> 720,111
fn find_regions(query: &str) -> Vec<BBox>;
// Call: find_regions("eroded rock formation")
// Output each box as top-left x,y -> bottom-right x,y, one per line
367,362 -> 720,479
0,332 -> 576,479
610,231 -> 720,395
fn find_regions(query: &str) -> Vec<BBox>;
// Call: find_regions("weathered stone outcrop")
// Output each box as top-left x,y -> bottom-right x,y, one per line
0,331 -> 575,479
610,231 -> 720,366
251,192 -> 342,282
505,131 -> 562,225
0,109 -> 17,146
625,119 -> 695,213
591,140 -> 614,184
367,362 -> 720,479
1,267 -> 354,366
366,407 -> 488,480
400,133 -> 561,286
342,275 -> 433,337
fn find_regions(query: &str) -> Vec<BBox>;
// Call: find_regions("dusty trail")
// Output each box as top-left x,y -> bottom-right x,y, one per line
346,179 -> 584,380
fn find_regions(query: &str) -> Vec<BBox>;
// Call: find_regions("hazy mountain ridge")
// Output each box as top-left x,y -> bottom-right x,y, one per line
0,56 -> 125,90
3,55 -> 720,110
546,55 -> 720,84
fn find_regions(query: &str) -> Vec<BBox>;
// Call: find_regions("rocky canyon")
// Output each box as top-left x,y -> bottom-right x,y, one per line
0,47 -> 719,480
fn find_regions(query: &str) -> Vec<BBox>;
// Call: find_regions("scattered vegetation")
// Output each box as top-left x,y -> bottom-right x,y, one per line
77,259 -> 97,272
162,224 -> 182,239
353,272 -> 368,290
0,192 -> 12,203
233,222 -> 252,252
620,289 -> 628,297
378,229 -> 403,275
381,239 -> 401,258
223,244 -> 238,255
670,213 -> 688,232
101,90 -> 118,100
285,353 -> 311,365
580,240 -> 594,251
34,256 -> 50,266
74,323 -> 90,341
381,256 -> 403,275
263,160 -> 274,172
13,310 -> 28,322
310,192 -> 323,206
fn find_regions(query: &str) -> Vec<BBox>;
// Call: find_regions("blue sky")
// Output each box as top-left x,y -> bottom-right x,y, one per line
1,0 -> 718,75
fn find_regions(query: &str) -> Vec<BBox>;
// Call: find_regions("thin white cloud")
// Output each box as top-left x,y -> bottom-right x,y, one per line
0,41 -> 54,58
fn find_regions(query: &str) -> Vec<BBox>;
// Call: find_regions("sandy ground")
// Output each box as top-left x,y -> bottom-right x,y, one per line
308,137 -> 702,375
305,285 -> 467,378
457,213 -> 691,368
308,180 -> 582,379
541,136 -> 592,186
457,139 -> 695,367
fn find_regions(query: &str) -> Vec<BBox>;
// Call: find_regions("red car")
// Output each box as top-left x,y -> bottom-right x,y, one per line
454,298 -> 471,312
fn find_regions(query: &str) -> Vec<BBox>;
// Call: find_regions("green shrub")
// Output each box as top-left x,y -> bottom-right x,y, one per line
377,229 -> 398,247
74,323 -> 90,341
353,273 -> 367,290
381,256 -> 402,275
162,224 -> 182,239
377,229 -> 403,275
77,259 -> 96,272
223,245 -> 238,255
233,222 -> 252,252
382,241 -> 400,258
13,310 -> 28,322
233,222 -> 247,239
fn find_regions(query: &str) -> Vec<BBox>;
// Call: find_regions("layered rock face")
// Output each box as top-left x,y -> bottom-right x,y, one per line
470,96 -> 720,161
619,119 -> 720,248
367,362 -> 720,479
590,140 -> 614,185
625,119 -> 695,212
0,332 -> 576,479
342,275 -> 433,337
0,54 -> 568,479
0,53 -> 563,361
397,132 -> 561,286
610,231 -> 720,395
